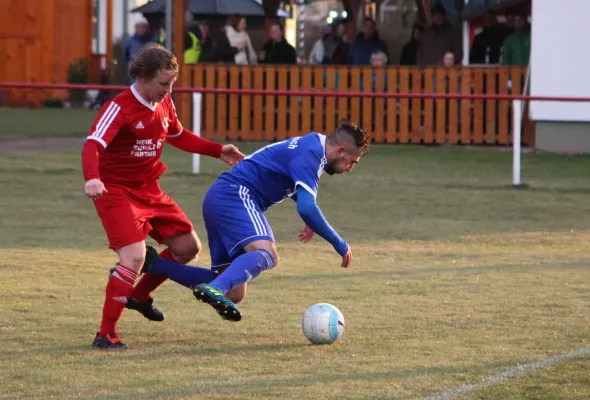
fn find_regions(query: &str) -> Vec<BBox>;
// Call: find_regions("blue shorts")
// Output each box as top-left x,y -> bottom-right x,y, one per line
202,178 -> 274,270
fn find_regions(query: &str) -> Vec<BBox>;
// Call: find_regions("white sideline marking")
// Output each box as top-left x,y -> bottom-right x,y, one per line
425,345 -> 590,400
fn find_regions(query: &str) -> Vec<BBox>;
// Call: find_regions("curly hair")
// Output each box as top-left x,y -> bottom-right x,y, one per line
129,45 -> 179,80
327,119 -> 370,156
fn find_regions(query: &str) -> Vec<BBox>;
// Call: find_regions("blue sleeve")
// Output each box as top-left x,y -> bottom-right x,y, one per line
289,154 -> 321,198
296,187 -> 348,256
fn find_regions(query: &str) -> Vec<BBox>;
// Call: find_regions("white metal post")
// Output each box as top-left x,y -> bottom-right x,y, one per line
512,100 -> 522,186
192,93 -> 202,174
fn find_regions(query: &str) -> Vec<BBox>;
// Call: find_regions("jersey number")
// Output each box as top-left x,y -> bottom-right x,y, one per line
288,138 -> 299,149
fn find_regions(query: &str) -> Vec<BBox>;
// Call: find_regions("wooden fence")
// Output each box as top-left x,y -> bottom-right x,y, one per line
176,65 -> 534,146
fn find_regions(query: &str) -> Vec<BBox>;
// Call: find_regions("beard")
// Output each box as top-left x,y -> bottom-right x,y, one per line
324,159 -> 339,175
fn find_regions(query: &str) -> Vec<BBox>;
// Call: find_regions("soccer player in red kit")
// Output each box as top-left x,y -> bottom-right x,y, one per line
82,46 -> 245,350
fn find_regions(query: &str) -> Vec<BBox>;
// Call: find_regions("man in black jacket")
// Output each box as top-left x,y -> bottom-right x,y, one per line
259,23 -> 297,64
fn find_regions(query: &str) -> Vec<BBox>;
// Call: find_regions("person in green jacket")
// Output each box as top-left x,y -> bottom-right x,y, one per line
501,13 -> 530,66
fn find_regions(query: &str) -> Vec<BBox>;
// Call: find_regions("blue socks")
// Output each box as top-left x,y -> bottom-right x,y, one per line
150,257 -> 218,289
209,250 -> 275,293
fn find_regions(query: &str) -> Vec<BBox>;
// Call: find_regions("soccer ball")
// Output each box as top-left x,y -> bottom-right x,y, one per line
301,303 -> 345,345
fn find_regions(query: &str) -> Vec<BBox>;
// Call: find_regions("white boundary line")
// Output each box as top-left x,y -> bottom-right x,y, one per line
425,345 -> 590,400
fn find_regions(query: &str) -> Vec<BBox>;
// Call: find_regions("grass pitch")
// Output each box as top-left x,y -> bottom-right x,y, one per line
1,115 -> 589,399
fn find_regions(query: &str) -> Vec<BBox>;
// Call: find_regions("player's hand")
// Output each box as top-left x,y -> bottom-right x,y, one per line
220,144 -> 245,166
85,178 -> 108,200
298,225 -> 315,243
341,245 -> 352,269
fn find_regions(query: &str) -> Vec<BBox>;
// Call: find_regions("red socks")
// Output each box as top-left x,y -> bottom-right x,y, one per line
131,248 -> 179,301
99,264 -> 137,336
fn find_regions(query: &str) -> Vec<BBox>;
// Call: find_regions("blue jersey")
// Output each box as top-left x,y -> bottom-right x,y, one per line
219,132 -> 327,211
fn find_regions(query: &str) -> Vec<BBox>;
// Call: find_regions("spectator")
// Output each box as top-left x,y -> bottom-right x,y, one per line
123,18 -> 157,81
309,25 -> 333,64
259,23 -> 297,64
470,11 -> 509,64
399,24 -> 422,65
196,22 -> 217,63
348,18 -> 389,65
331,20 -> 350,64
442,51 -> 455,68
501,12 -> 530,66
224,15 -> 257,65
183,21 -> 202,64
417,2 -> 461,66
212,24 -> 242,63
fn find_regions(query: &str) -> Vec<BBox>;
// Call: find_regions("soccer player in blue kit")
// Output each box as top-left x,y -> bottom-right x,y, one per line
141,120 -> 370,321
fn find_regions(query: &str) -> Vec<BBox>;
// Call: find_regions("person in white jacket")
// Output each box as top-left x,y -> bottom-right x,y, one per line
224,15 -> 257,65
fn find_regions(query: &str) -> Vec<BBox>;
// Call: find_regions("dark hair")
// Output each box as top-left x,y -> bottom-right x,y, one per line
228,15 -> 244,29
432,2 -> 447,15
129,45 -> 179,80
328,119 -> 370,156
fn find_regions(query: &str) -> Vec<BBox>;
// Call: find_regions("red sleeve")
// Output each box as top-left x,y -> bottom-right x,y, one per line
81,140 -> 102,181
167,129 -> 223,158
87,100 -> 125,148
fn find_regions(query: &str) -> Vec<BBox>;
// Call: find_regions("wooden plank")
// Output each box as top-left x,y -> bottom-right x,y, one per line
373,68 -> 385,142
399,68 -> 410,143
498,68 -> 509,145
253,66 -> 264,140
178,66 -> 192,130
472,68 -> 484,143
448,69 -> 459,143
485,68 -> 497,143
41,0 -> 54,83
301,67 -> 312,134
461,68 -> 472,144
385,67 -> 397,143
435,68 -> 446,144
264,66 -> 276,141
410,69 -> 422,143
216,64 -> 228,138
288,66 -> 300,135
191,66 -> 203,132
276,65 -> 288,140
240,65 -> 252,138
350,67 -> 361,127
325,66 -> 337,134
106,0 -> 113,73
362,68 -> 373,137
204,65 -> 216,138
337,66 -> 349,123
423,68 -> 434,144
313,67 -> 325,133
228,65 -> 240,139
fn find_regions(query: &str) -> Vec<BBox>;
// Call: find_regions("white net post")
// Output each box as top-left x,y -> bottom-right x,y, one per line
191,92 -> 202,174
512,99 -> 522,186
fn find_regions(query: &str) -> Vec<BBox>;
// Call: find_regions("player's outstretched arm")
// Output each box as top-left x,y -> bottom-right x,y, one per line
296,187 -> 352,268
81,140 -> 108,200
167,130 -> 245,165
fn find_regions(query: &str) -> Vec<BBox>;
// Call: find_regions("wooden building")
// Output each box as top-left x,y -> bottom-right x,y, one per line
0,0 -> 93,106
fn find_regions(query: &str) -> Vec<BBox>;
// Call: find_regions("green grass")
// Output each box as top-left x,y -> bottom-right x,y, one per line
0,108 -> 97,139
1,142 -> 589,399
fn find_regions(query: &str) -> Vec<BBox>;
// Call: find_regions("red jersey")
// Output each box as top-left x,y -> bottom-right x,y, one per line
86,86 -> 184,186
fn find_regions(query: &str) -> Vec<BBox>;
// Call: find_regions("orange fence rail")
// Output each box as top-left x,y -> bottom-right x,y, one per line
177,65 -> 534,146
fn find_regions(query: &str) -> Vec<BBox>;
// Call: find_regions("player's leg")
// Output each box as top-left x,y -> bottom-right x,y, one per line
221,240 -> 280,304
129,184 -> 200,319
140,244 -> 218,289
193,183 -> 276,321
92,185 -> 151,349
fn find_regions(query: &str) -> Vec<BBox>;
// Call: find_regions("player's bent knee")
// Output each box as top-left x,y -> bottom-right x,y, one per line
165,231 -> 201,263
116,242 -> 146,272
226,284 -> 247,303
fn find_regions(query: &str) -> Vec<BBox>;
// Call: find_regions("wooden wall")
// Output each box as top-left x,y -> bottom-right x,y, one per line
0,0 -> 92,106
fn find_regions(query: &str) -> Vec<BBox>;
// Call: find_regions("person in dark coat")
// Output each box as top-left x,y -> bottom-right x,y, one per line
259,23 -> 297,64
399,24 -> 422,65
347,18 -> 389,65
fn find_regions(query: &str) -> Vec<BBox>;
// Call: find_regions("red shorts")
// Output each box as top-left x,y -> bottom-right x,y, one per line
93,181 -> 193,249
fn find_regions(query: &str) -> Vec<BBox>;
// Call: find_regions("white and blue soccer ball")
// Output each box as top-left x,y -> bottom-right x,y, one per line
302,303 -> 345,345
